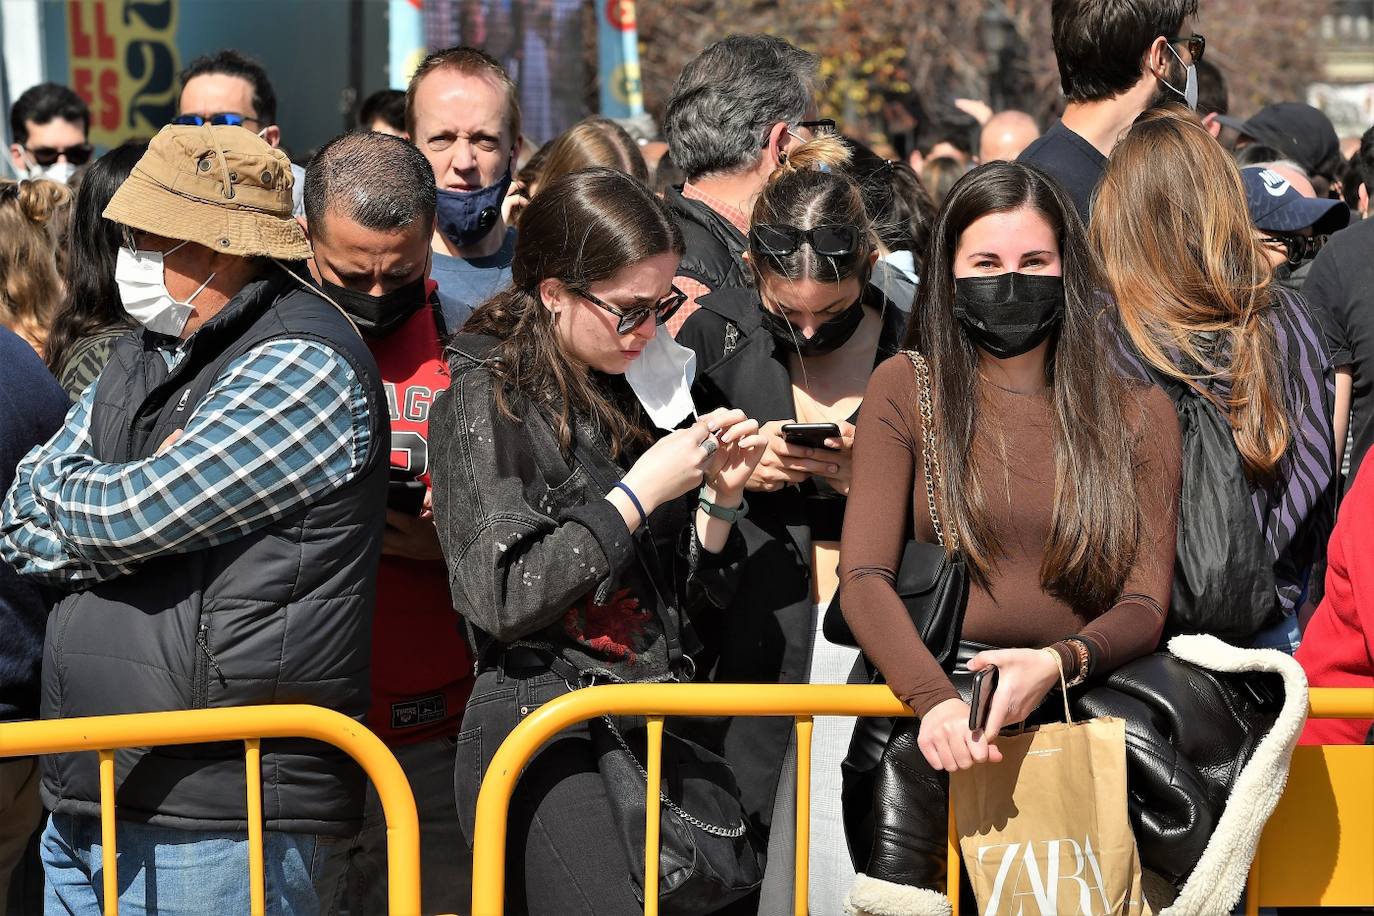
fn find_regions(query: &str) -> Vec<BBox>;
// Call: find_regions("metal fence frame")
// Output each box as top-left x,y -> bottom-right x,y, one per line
0,705 -> 422,916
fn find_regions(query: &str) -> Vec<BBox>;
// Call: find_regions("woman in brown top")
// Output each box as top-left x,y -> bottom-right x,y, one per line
839,161 -> 1181,909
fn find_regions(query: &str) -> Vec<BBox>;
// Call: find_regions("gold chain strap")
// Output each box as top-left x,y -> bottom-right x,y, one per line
905,350 -> 959,552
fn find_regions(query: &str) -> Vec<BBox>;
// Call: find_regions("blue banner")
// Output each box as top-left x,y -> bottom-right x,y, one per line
597,0 -> 643,118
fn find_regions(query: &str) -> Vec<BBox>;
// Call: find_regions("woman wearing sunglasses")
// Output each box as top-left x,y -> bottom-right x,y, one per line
837,160 -> 1180,911
674,135 -> 909,913
429,168 -> 766,913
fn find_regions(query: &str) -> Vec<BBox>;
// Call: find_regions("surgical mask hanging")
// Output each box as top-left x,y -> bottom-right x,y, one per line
624,330 -> 698,431
115,240 -> 216,337
953,272 -> 1064,359
436,170 -> 513,249
1160,43 -> 1198,110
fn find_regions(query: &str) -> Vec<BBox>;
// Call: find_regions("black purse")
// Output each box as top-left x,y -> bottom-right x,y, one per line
823,349 -> 969,672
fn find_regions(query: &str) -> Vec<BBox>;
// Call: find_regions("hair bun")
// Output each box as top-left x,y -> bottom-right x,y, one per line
17,178 -> 72,225
769,134 -> 852,184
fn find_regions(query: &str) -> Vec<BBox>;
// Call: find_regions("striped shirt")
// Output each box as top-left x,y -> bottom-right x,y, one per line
1111,288 -> 1336,618
0,339 -> 372,586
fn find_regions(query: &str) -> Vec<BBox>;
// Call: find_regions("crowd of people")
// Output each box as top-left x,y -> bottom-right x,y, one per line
0,1 -> 1372,914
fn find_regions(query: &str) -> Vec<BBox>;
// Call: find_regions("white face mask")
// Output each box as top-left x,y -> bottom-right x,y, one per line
115,240 -> 217,337
625,329 -> 698,431
24,159 -> 77,184
1161,43 -> 1198,110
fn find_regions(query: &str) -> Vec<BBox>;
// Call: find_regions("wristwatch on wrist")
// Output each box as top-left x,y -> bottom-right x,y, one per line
1061,637 -> 1092,688
697,492 -> 748,524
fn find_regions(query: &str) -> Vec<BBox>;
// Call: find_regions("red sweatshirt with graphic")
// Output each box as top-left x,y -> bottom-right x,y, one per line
366,294 -> 474,745
1296,459 -> 1374,745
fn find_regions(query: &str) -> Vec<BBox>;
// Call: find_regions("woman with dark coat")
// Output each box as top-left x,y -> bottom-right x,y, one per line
675,135 -> 905,914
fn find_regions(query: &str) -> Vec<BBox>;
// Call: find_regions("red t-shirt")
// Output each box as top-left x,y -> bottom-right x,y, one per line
366,296 -> 474,745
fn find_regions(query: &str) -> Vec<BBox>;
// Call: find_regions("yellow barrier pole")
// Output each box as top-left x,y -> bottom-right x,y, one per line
793,716 -> 813,916
947,792 -> 960,913
471,684 -> 912,914
0,706 -> 422,916
245,739 -> 266,916
644,716 -> 664,916
99,750 -> 118,916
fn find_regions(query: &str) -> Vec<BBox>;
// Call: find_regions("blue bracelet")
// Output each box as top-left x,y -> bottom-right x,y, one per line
613,481 -> 648,527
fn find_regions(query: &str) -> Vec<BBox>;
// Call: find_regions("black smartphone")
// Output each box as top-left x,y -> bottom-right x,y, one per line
781,422 -> 841,450
969,664 -> 1000,732
387,479 -> 427,517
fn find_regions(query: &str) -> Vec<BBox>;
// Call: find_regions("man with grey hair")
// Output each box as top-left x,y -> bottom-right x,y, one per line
301,130 -> 474,914
661,34 -> 820,333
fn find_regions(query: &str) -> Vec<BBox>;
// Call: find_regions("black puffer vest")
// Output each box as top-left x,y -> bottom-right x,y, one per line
39,269 -> 388,836
663,185 -> 749,293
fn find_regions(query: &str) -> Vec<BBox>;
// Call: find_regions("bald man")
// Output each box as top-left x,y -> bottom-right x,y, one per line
979,110 -> 1041,163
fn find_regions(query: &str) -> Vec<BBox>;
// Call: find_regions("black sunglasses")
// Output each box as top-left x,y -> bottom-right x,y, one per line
750,224 -> 861,258
25,143 -> 94,167
1165,33 -> 1206,63
796,118 -> 837,136
1261,234 -> 1326,268
171,112 -> 260,129
575,285 -> 688,335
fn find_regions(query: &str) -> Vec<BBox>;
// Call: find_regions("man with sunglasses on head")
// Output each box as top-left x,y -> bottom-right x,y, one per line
661,35 -> 823,334
7,82 -> 91,184
1020,0 -> 1204,222
175,49 -> 307,216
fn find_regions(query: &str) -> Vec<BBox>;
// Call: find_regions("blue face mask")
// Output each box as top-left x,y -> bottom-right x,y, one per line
435,171 -> 513,249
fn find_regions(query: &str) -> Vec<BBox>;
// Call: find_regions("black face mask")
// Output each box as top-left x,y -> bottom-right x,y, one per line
320,273 -> 427,339
761,289 -> 867,357
953,272 -> 1065,359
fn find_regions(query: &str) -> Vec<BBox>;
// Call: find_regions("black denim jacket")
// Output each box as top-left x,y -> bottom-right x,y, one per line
430,334 -> 745,683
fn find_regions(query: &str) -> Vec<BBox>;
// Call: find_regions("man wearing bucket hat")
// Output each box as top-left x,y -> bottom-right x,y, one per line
0,124 -> 388,913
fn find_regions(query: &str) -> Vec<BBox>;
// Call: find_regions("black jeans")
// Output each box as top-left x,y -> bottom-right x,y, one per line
454,663 -> 645,916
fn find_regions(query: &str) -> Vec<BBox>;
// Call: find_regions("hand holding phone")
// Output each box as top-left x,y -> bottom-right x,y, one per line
781,422 -> 841,451
969,664 -> 1000,732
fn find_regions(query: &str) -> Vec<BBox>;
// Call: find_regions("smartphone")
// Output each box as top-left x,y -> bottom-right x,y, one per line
969,664 -> 1000,732
387,479 -> 427,517
781,422 -> 841,450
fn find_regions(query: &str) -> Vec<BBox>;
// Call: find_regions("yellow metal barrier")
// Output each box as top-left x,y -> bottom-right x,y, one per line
470,683 -> 1374,916
0,705 -> 422,916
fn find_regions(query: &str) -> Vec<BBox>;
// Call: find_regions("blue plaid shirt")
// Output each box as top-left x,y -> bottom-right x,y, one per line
0,338 -> 371,585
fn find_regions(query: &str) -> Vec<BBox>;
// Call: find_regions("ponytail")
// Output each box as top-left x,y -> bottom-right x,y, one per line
768,134 -> 852,184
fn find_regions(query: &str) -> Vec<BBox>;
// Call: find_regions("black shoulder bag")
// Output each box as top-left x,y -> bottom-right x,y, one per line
822,349 -> 969,673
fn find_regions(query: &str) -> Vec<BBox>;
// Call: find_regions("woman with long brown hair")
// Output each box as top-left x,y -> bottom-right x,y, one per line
1091,103 -> 1336,653
430,167 -> 766,913
838,160 -> 1180,910
0,178 -> 73,355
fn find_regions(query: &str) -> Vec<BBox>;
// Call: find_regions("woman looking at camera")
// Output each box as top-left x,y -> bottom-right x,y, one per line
430,167 -> 765,914
837,160 -> 1180,908
675,136 -> 907,913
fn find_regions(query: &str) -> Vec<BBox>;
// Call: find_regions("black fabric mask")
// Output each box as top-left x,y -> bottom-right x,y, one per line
320,273 -> 427,339
762,291 -> 867,357
953,272 -> 1065,359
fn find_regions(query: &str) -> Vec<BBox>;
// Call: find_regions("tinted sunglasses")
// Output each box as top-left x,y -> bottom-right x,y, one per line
1261,233 -> 1326,267
750,224 -> 861,258
1165,33 -> 1206,63
25,143 -> 94,167
575,285 -> 688,335
796,118 -> 837,136
171,112 -> 260,128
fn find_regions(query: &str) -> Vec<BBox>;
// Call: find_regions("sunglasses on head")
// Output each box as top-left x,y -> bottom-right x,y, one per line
1165,33 -> 1206,63
575,285 -> 688,335
1261,233 -> 1326,267
25,143 -> 94,167
171,112 -> 260,128
750,224 -> 861,258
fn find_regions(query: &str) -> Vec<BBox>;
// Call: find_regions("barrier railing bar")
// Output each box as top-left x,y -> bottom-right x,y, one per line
792,716 -> 813,916
947,792 -> 961,913
644,715 -> 664,916
99,749 -> 118,916
0,705 -> 422,916
245,738 -> 266,916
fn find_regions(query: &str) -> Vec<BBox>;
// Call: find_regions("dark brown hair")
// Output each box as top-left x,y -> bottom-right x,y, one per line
908,160 -> 1141,613
461,167 -> 683,458
1091,104 -> 1287,485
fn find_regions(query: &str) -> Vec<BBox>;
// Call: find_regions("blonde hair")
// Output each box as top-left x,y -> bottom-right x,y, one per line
0,178 -> 73,354
1091,105 -> 1288,484
537,117 -> 649,192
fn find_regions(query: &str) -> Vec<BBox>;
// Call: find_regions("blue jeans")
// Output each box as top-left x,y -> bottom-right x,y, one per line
40,812 -> 347,916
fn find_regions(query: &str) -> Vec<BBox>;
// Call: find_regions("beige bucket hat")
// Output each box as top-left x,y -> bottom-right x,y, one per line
104,124 -> 310,260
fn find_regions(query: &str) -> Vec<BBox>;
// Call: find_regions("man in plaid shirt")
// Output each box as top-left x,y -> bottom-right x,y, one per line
0,124 -> 387,915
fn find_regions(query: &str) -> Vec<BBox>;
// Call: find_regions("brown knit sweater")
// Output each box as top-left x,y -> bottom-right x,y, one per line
838,354 -> 1182,717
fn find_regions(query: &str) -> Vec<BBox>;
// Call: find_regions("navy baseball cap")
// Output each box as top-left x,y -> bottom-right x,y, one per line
1240,167 -> 1350,235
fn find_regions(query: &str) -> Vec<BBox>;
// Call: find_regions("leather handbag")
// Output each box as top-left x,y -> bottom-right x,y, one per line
823,349 -> 969,672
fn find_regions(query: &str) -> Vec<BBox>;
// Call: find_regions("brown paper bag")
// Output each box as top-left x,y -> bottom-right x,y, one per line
951,663 -> 1151,916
